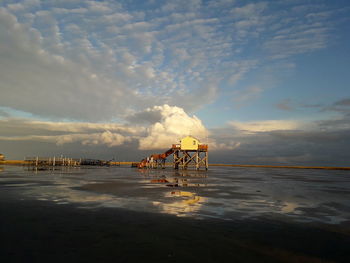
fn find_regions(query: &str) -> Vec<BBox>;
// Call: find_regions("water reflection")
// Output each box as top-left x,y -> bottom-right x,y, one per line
138,168 -> 207,178
173,170 -> 208,178
167,191 -> 202,205
0,166 -> 349,223
25,166 -> 81,174
153,190 -> 206,217
281,202 -> 300,214
150,176 -> 207,188
140,170 -> 208,217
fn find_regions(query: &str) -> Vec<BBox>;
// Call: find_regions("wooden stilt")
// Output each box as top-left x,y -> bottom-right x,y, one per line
206,151 -> 208,170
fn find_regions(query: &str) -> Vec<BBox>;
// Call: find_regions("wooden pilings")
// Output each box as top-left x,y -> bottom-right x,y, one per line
139,143 -> 209,170
173,148 -> 208,170
24,156 -> 81,167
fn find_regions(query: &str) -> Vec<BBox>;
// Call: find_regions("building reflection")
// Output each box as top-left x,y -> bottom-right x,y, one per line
147,171 -> 208,217
148,173 -> 207,188
138,168 -> 208,178
173,170 -> 208,178
168,191 -> 201,205
153,190 -> 206,217
281,201 -> 300,214
166,177 -> 207,188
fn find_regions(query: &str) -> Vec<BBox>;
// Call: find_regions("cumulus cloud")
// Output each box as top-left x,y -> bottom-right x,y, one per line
0,105 -> 210,150
0,104 -> 240,151
0,105 -> 243,152
138,105 -> 209,150
126,108 -> 162,124
1,102 -> 350,166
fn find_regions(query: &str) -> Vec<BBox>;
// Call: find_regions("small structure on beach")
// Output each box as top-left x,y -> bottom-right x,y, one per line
0,154 -> 5,161
138,135 -> 208,170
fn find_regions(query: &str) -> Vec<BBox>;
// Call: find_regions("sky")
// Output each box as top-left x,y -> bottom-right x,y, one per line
0,0 -> 349,166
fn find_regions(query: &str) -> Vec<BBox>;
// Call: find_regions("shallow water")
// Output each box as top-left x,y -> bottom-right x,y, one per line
0,165 -> 349,223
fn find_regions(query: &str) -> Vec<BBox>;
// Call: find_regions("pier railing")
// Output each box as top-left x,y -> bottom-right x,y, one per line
24,157 -> 81,166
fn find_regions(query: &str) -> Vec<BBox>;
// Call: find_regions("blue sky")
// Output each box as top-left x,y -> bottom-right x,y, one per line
0,0 -> 349,165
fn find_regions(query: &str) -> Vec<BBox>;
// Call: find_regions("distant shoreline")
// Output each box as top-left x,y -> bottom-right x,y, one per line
1,160 -> 349,170
209,163 -> 350,170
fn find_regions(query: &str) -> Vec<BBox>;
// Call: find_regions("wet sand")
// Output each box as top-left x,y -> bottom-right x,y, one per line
1,194 -> 349,263
0,166 -> 349,262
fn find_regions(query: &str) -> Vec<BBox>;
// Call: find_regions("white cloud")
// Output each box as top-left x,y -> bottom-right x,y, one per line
227,60 -> 258,85
210,141 -> 241,151
7,0 -> 40,12
0,3 -> 227,120
229,120 -> 302,134
52,8 -> 88,15
0,7 -> 137,121
0,117 -> 137,147
0,132 -> 130,147
138,105 -> 209,150
56,131 -> 130,147
87,1 -> 112,13
0,105 -> 210,150
1,102 -> 349,165
0,0 -> 346,127
0,117 -> 141,136
230,3 -> 268,18
263,12 -> 332,59
7,3 -> 25,12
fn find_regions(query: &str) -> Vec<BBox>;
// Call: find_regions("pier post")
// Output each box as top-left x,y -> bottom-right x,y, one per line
206,151 -> 208,170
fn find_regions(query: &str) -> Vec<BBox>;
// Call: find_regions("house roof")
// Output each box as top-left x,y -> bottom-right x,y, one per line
181,135 -> 200,142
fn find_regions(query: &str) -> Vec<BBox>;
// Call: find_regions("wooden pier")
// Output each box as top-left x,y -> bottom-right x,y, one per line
24,156 -> 81,167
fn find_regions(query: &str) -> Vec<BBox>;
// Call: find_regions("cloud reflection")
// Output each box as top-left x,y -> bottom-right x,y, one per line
153,190 -> 206,217
1,166 -> 348,224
